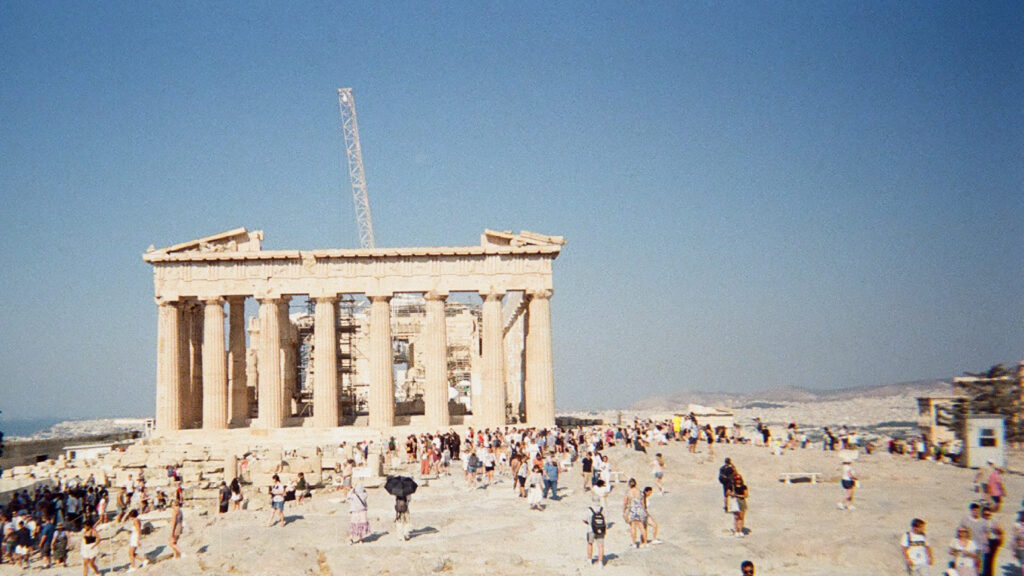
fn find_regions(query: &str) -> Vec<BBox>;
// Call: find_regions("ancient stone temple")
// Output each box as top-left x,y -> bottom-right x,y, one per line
143,228 -> 564,434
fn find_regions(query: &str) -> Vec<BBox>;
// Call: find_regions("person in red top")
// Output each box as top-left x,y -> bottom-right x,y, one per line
988,466 -> 1005,512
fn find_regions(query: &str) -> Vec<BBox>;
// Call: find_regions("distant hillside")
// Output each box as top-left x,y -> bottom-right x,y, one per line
630,379 -> 953,411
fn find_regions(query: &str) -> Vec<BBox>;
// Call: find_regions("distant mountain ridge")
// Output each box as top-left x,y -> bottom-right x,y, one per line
630,379 -> 953,411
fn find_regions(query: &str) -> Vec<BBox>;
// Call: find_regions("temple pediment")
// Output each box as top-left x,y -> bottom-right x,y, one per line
145,228 -> 264,258
482,229 -> 566,248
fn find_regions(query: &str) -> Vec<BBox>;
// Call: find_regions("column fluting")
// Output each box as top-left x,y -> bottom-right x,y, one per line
423,292 -> 450,428
202,298 -> 228,429
480,291 -> 506,428
313,297 -> 339,427
525,290 -> 555,427
368,295 -> 395,429
156,301 -> 183,432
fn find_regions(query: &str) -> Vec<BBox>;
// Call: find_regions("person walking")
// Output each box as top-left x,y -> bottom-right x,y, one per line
527,466 -> 544,510
642,486 -> 661,544
902,518 -> 933,575
950,526 -> 980,576
394,494 -> 411,541
543,456 -> 560,500
126,509 -> 144,572
80,519 -> 101,576
839,459 -> 857,510
652,453 -> 666,495
585,505 -> 607,567
346,485 -> 370,544
268,474 -> 286,527
980,506 -> 1003,576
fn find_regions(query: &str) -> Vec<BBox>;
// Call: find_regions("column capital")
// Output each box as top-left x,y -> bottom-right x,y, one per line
313,295 -> 339,304
526,288 -> 554,300
480,289 -> 505,301
201,297 -> 226,306
424,290 -> 449,302
255,296 -> 284,305
155,297 -> 180,307
368,294 -> 392,303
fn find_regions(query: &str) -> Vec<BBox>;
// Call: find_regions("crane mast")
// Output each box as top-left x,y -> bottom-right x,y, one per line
337,88 -> 376,249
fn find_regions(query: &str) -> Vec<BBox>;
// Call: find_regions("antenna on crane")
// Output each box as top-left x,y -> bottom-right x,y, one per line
337,88 -> 376,249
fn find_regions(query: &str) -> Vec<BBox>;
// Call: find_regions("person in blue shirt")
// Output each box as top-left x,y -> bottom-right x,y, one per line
543,457 -> 559,500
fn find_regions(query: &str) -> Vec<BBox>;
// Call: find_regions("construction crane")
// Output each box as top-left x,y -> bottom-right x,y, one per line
337,88 -> 376,249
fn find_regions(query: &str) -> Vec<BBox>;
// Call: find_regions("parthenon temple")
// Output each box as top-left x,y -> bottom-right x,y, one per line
143,228 -> 564,434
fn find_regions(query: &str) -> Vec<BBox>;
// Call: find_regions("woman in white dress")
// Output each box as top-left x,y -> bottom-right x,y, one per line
526,466 -> 544,510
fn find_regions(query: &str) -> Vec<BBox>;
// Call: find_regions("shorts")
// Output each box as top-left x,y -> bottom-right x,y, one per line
343,477 -> 352,488
586,532 -> 605,544
15,545 -> 28,556
722,484 -> 732,497
272,499 -> 285,511
485,465 -> 495,472
688,437 -> 698,445
841,479 -> 855,490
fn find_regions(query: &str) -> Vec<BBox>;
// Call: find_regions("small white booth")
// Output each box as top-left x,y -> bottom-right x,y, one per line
963,414 -> 1005,469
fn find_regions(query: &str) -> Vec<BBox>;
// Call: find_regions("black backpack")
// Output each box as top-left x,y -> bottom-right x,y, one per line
590,507 -> 606,537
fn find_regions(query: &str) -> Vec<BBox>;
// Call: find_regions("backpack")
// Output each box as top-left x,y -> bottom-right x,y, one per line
468,453 -> 480,468
590,507 -> 606,537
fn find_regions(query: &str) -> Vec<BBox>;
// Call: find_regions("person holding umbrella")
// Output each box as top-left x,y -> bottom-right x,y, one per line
385,476 -> 418,541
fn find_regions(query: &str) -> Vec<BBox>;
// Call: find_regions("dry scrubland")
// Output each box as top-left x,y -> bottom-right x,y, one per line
3,438 -> 1016,576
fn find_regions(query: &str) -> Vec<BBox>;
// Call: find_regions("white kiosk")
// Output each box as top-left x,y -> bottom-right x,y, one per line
963,414 -> 1005,469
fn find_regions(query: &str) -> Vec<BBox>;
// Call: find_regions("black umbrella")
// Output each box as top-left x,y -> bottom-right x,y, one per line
384,475 -> 418,498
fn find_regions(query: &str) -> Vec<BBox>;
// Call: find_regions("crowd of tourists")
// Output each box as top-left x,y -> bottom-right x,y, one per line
0,471 -> 185,572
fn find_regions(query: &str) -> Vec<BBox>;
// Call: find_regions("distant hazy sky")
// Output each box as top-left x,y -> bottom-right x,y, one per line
1,2 -> 1021,420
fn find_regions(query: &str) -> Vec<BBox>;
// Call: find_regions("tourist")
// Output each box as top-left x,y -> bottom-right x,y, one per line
975,460 -> 994,496
623,478 -> 647,548
268,474 -> 286,526
950,526 -> 980,576
341,459 -> 355,497
1011,510 -> 1024,576
230,477 -> 243,510
902,518 -> 933,575
543,455 -> 559,500
80,519 -> 101,575
642,486 -> 661,544
527,465 -> 544,511
839,458 -> 857,510
652,453 -> 665,495
394,493 -> 411,541
719,458 -> 737,512
581,451 -> 594,490
741,560 -> 755,575
962,503 -> 987,559
346,485 -> 370,544
729,474 -> 749,537
51,522 -> 68,568
987,466 -> 1005,512
591,478 -> 611,509
585,505 -> 607,567
218,481 -> 231,513
13,520 -> 30,569
980,506 -> 1003,576
127,508 -> 144,571
295,472 -> 309,504
37,514 -> 55,569
169,498 -> 183,559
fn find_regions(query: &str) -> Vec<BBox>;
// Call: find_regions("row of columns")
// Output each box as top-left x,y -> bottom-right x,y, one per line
155,290 -> 555,433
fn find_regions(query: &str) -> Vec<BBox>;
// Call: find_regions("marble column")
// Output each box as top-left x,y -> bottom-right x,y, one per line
312,296 -> 339,427
202,298 -> 228,429
177,304 -> 193,428
423,292 -> 450,428
227,296 -> 248,426
525,290 -> 555,427
479,291 -> 507,428
155,301 -> 183,432
368,295 -> 395,429
189,302 -> 204,428
277,299 -> 296,416
257,298 -> 285,428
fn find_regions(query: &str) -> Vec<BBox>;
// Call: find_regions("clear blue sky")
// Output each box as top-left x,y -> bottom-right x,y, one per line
1,2 -> 1021,419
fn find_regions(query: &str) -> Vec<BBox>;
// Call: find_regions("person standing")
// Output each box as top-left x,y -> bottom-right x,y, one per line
51,522 -> 68,568
346,485 -> 370,545
169,498 -> 183,559
37,515 -> 55,569
581,452 -> 594,491
543,457 -> 560,500
584,505 -> 607,567
642,486 -> 661,544
622,478 -> 647,549
729,474 -> 749,537
218,482 -> 231,514
902,518 -> 933,575
718,458 -> 736,512
839,459 -> 857,510
987,466 -> 1005,512
230,477 -> 243,510
527,466 -> 544,511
